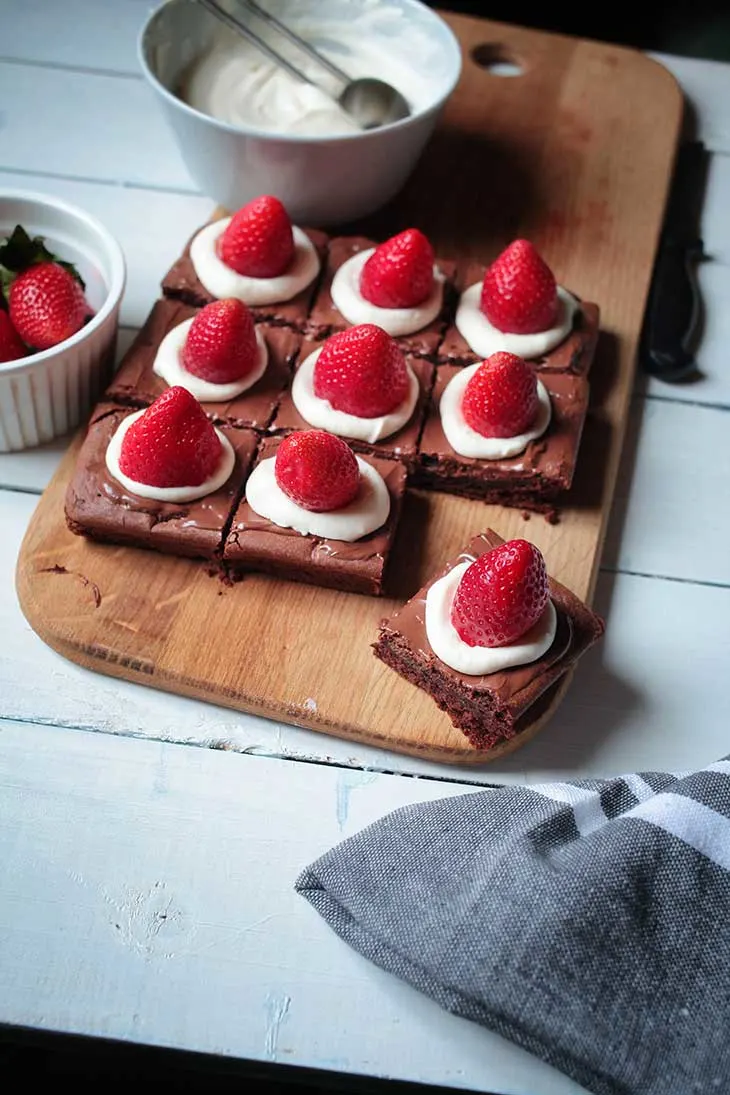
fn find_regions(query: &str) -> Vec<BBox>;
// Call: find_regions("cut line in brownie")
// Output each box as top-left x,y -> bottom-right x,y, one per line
106,298 -> 301,431
270,339 -> 435,472
436,259 -> 600,374
373,529 -> 604,751
413,368 -> 589,506
223,435 -> 407,596
306,235 -> 458,358
161,216 -> 329,330
65,402 -> 258,560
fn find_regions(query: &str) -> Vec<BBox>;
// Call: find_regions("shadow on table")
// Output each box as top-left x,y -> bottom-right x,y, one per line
488,568 -> 645,776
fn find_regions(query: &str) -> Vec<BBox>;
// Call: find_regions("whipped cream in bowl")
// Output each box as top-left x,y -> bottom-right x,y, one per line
246,454 -> 390,541
105,410 -> 235,503
152,317 -> 268,401
456,284 -> 579,360
190,219 -> 320,306
440,363 -> 552,459
139,0 -> 462,224
330,248 -> 445,336
425,559 -> 558,675
290,346 -> 419,443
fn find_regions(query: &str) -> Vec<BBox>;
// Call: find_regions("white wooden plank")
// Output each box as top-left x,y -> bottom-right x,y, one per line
0,719 -> 590,1095
700,151 -> 730,265
0,0 -> 150,73
0,170 -> 214,325
653,53 -> 730,153
602,396 -> 730,585
2,488 -> 729,784
0,62 -> 193,191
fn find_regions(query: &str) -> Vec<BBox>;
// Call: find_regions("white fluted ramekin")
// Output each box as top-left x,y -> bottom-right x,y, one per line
0,191 -> 126,452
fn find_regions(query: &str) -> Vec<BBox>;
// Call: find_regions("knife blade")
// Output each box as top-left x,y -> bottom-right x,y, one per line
640,140 -> 708,382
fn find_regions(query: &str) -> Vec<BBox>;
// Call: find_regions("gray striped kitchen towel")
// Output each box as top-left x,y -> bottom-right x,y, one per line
296,762 -> 730,1095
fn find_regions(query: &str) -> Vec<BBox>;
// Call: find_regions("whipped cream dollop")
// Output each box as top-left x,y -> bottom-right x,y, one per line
246,455 -> 390,540
425,560 -> 558,675
456,284 -> 579,360
190,219 -> 320,306
152,317 -> 268,402
330,248 -> 445,336
440,363 -> 551,459
291,346 -> 419,443
105,410 -> 235,503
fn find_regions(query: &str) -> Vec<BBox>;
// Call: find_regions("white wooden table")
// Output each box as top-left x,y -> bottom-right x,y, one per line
1,4 -> 729,1093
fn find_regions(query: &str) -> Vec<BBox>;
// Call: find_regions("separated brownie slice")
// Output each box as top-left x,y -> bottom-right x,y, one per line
106,299 -> 301,430
373,530 -> 604,752
65,402 -> 258,560
270,336 -> 434,472
223,435 -> 406,596
306,235 -> 457,358
161,213 -> 328,330
414,368 -> 589,505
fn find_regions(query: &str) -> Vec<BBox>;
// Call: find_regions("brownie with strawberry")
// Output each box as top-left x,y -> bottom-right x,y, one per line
161,195 -> 328,331
438,240 -> 599,375
106,298 -> 301,430
65,387 -> 258,559
271,323 -> 434,472
415,351 -> 589,507
0,225 -> 94,362
223,430 -> 406,595
373,531 -> 604,752
306,230 -> 456,358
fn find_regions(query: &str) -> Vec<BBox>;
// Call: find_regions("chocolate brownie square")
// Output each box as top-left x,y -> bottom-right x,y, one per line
161,215 -> 328,330
65,403 -> 258,560
223,435 -> 406,596
373,529 -> 604,751
306,235 -> 457,358
414,368 -> 589,506
270,340 -> 434,471
106,299 -> 301,430
437,259 -> 600,375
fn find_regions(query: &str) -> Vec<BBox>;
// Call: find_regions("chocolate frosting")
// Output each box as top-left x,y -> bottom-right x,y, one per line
271,347 -> 435,467
106,298 -> 301,430
161,223 -> 329,329
65,403 -> 258,559
224,436 -> 407,592
305,235 -> 457,357
417,368 -> 589,493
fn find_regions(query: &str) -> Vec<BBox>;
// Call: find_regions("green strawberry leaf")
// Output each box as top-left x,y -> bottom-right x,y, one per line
0,224 -> 86,290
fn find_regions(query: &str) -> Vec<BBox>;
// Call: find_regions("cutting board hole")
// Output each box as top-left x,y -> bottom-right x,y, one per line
471,43 -> 524,77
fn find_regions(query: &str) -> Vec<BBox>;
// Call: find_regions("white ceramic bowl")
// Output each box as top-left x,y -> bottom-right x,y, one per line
138,0 -> 462,225
0,192 -> 126,452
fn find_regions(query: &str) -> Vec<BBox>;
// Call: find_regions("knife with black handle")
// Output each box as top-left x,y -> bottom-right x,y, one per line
640,140 -> 708,382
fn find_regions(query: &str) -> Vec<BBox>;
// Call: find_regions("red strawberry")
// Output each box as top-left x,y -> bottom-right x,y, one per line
9,262 -> 90,350
313,324 -> 409,418
217,195 -> 294,278
461,352 -> 539,438
118,386 -> 222,488
274,430 -> 360,512
0,311 -> 27,362
480,240 -> 558,334
181,299 -> 258,384
451,539 -> 549,648
359,228 -> 435,308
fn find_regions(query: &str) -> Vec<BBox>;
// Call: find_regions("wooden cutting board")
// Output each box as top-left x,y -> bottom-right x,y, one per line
15,13 -> 683,763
